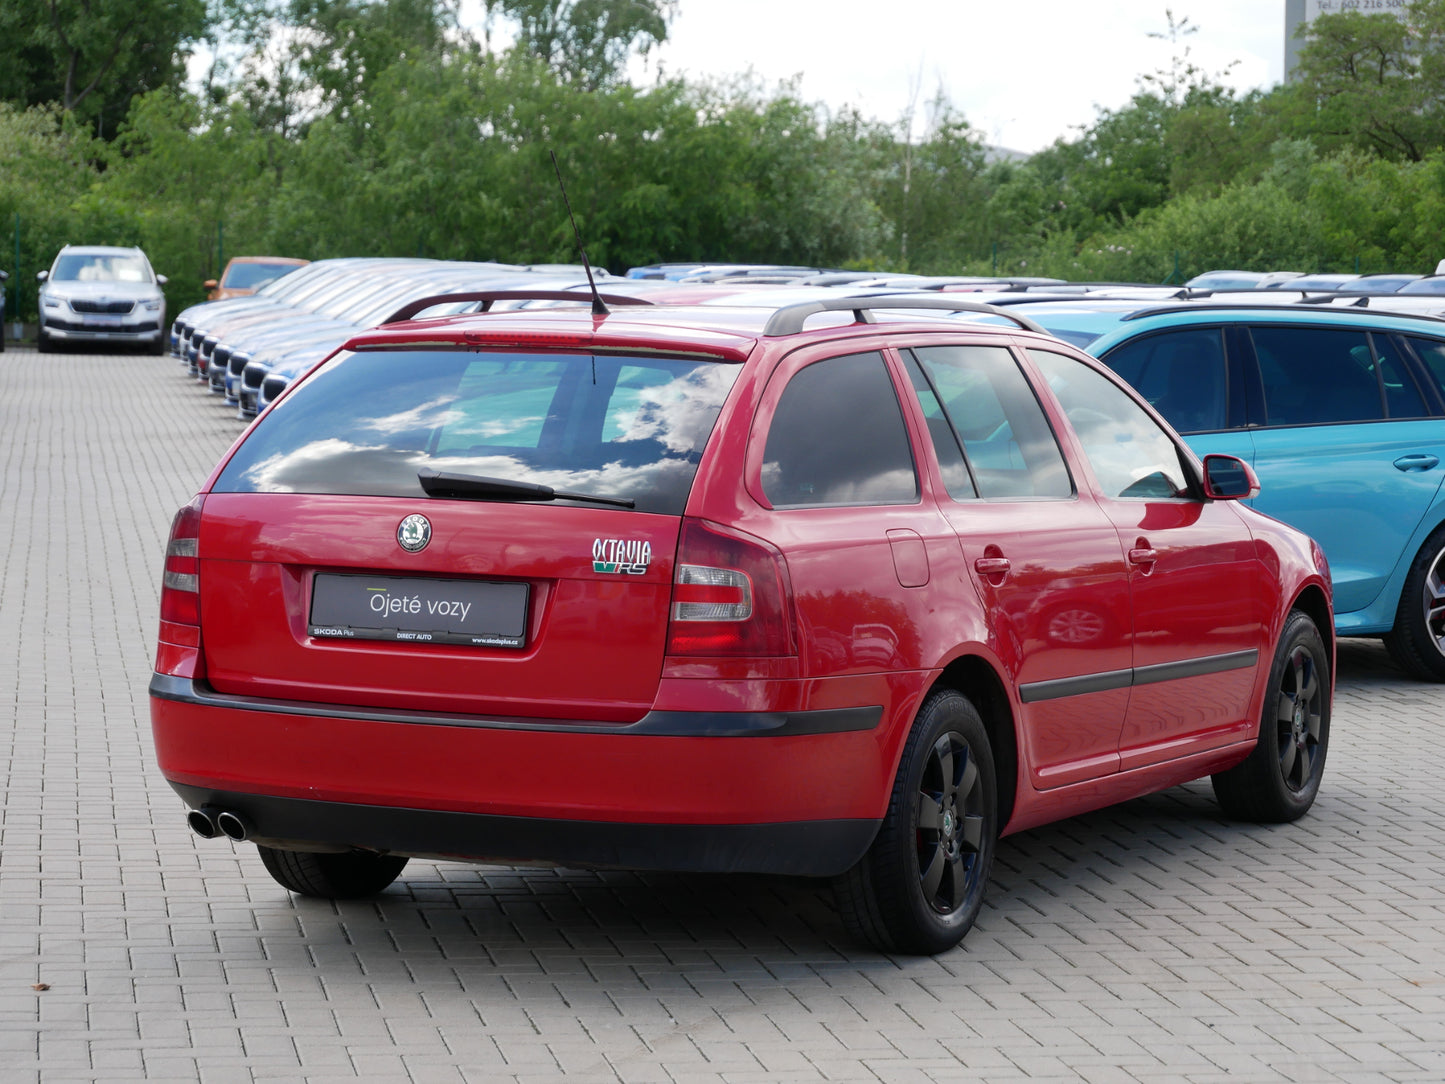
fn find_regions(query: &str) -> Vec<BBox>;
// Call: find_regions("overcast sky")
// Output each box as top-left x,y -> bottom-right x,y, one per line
593,0 -> 1288,154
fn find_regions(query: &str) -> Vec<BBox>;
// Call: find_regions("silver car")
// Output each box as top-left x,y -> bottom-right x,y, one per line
37,245 -> 167,353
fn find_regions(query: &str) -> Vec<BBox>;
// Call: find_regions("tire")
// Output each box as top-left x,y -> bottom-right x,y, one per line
834,689 -> 997,955
1212,609 -> 1330,823
256,845 -> 408,899
36,329 -> 53,354
1383,524 -> 1445,681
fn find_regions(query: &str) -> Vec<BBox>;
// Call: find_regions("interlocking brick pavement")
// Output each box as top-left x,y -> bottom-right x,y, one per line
3,345 -> 1445,1082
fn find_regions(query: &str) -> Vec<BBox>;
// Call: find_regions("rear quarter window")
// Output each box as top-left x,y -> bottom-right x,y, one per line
760,352 -> 918,507
213,349 -> 741,516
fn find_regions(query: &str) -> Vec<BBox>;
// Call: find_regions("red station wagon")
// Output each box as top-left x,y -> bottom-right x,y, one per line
151,293 -> 1334,954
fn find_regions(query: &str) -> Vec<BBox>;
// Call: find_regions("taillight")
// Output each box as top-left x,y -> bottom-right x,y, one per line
667,519 -> 795,657
160,496 -> 204,627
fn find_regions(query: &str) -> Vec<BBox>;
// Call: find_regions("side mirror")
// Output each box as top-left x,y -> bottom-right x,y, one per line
36,270 -> 48,282
203,279 -> 218,290
157,274 -> 168,286
0,269 -> 9,282
1202,454 -> 1260,500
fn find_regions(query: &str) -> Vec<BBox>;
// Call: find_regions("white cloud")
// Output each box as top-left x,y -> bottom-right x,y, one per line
612,0 -> 1286,153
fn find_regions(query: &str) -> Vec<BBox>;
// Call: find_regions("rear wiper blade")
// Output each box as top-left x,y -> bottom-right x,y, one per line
417,467 -> 635,508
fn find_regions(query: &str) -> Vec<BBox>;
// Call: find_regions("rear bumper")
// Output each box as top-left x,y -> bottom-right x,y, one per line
150,673 -> 888,876
170,784 -> 877,876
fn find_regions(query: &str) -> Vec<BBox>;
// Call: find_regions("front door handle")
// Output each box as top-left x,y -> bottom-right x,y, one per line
1394,454 -> 1440,473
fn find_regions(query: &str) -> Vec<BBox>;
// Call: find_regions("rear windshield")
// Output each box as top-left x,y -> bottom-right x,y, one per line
213,349 -> 741,515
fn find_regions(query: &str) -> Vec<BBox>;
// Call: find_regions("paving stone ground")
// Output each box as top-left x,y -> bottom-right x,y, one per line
3,345 -> 1445,1083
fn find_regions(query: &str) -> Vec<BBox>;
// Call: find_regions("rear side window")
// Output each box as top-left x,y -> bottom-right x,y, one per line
903,353 -> 976,500
1405,336 -> 1445,403
1373,336 -> 1429,418
1250,327 -> 1387,425
1098,327 -> 1228,433
213,349 -> 741,515
761,352 -> 918,507
911,344 -> 1072,500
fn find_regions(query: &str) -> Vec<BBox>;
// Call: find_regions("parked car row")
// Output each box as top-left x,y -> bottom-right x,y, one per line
169,258 -> 623,417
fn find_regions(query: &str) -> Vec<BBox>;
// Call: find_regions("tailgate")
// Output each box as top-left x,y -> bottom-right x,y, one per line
198,492 -> 679,722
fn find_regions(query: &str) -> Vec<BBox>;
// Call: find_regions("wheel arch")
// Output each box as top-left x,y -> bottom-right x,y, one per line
1290,583 -> 1334,662
929,655 -> 1019,832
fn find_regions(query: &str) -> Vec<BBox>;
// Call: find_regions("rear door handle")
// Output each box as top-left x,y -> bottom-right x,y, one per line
1394,454 -> 1440,472
1128,547 -> 1158,566
974,557 -> 1011,576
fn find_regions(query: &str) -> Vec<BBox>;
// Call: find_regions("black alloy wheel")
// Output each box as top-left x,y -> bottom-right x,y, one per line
1213,609 -> 1330,822
835,689 -> 997,955
916,731 -> 987,915
1274,638 -> 1325,794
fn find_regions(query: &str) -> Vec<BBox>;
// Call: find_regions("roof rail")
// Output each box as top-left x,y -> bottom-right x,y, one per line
762,295 -> 1050,336
381,290 -> 654,325
1120,301 -> 1445,324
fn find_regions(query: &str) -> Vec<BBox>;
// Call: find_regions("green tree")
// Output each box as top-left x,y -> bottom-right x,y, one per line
0,103 -> 104,318
0,0 -> 209,137
97,89 -> 284,307
482,0 -> 676,88
1284,0 -> 1445,161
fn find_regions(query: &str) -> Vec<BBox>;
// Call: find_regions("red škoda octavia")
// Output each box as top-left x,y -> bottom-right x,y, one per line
151,293 -> 1333,954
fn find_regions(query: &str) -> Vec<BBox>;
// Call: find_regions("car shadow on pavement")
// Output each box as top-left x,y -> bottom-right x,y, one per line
250,778 -> 1286,984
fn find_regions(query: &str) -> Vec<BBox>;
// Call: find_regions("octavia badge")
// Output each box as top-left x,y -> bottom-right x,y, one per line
397,514 -> 431,552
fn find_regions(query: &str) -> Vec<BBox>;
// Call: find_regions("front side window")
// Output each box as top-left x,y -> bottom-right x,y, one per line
911,344 -> 1072,500
1098,327 -> 1228,433
1250,326 -> 1386,426
760,352 -> 918,507
214,349 -> 741,516
1030,349 -> 1189,500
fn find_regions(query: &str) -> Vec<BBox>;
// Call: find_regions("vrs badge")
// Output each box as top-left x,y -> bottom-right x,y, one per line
397,514 -> 432,552
593,537 -> 651,575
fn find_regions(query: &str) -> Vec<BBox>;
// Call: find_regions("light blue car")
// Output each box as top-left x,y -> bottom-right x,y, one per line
1078,303 -> 1445,680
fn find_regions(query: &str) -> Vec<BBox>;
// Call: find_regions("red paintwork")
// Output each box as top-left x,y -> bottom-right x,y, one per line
151,697 -> 895,824
153,305 -> 1333,858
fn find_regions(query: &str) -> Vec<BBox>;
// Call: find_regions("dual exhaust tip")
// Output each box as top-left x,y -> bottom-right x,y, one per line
187,806 -> 252,842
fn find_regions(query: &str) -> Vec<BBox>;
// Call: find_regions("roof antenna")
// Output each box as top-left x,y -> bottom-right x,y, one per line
550,149 -> 608,316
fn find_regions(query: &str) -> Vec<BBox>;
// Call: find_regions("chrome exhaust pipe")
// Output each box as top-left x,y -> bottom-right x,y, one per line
187,807 -> 220,839
215,810 -> 252,842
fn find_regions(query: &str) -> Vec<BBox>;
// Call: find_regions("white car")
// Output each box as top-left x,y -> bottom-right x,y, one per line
37,245 -> 167,353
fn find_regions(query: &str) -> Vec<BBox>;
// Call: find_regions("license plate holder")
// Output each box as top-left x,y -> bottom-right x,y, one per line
82,314 -> 123,328
309,574 -> 529,648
